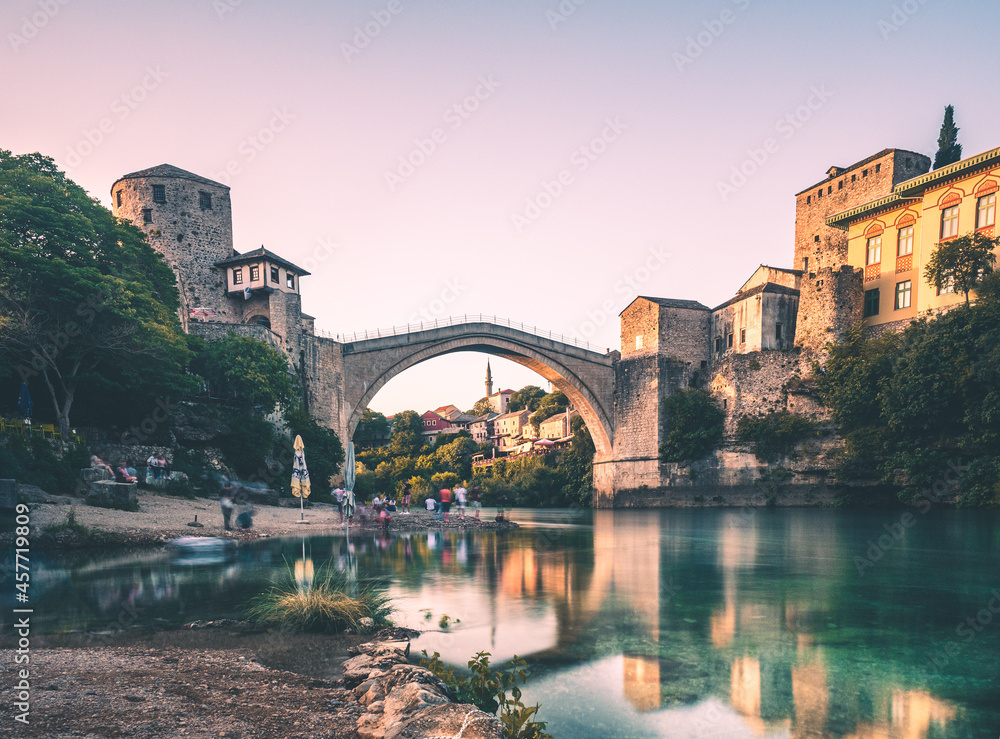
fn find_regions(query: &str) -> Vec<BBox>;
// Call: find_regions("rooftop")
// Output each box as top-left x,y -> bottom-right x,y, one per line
619,296 -> 710,316
215,247 -> 311,276
112,164 -> 227,193
794,148 -> 928,196
713,283 -> 800,311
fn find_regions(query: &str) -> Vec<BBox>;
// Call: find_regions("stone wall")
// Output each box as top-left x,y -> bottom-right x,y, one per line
708,350 -> 815,435
793,149 -> 930,273
795,265 -> 864,353
612,434 -> 846,507
188,321 -> 283,351
864,317 -> 913,339
659,305 -> 711,378
620,299 -> 660,356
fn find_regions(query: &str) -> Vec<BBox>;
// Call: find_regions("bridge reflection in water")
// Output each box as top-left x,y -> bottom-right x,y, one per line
405,510 -> 962,739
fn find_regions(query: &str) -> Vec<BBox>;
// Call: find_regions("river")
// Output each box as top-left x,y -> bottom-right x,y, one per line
22,508 -> 1000,737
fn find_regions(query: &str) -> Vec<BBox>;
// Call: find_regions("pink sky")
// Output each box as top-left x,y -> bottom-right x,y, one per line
5,0 -> 998,415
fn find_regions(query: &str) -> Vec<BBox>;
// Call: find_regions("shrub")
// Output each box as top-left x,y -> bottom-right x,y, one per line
659,390 -> 725,463
736,411 -> 819,461
420,650 -> 553,739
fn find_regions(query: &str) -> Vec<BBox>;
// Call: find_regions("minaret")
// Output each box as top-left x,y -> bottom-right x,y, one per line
485,360 -> 494,399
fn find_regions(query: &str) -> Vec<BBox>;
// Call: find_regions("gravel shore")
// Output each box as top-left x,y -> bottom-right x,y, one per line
0,627 -> 414,739
14,488 -> 517,549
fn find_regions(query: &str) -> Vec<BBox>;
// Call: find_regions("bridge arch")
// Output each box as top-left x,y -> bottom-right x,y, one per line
339,325 -> 615,459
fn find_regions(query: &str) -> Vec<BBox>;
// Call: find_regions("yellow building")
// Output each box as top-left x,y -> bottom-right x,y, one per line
827,146 -> 1000,329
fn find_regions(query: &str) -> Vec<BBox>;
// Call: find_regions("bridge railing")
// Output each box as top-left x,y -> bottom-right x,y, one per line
315,314 -> 608,353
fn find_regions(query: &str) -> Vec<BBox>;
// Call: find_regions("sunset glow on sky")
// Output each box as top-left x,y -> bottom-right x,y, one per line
5,0 -> 999,414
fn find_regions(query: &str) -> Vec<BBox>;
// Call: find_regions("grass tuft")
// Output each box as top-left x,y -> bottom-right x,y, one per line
245,562 -> 393,634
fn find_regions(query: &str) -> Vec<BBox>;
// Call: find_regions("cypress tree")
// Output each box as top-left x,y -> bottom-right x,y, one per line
933,105 -> 962,169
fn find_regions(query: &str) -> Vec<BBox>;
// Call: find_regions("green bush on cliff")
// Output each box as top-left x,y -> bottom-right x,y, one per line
659,389 -> 724,463
736,411 -> 819,462
817,270 -> 1000,505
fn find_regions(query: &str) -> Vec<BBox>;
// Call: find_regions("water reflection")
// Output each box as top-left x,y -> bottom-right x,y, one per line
17,509 -> 1000,738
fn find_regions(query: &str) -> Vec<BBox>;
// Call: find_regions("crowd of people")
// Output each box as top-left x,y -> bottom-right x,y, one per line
327,481 -> 491,529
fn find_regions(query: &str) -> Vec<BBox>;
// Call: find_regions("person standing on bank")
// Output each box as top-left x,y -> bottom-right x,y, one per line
455,484 -> 467,519
221,487 -> 235,531
439,487 -> 452,522
471,487 -> 482,520
402,482 -> 412,514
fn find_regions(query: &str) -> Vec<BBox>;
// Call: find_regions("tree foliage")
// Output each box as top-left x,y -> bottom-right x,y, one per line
924,231 -> 998,305
736,411 -> 819,462
0,150 -> 194,437
817,273 -> 1000,504
659,389 -> 724,463
469,397 -> 493,416
508,385 -> 546,413
194,333 -> 296,414
933,104 -> 962,170
529,391 -> 568,434
354,409 -> 390,448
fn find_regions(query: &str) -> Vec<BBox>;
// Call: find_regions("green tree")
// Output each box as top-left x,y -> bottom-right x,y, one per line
435,435 -> 478,479
0,150 -> 194,438
529,391 -> 568,434
933,105 -> 962,170
194,333 -> 296,414
391,410 -> 424,437
469,397 -> 492,416
659,389 -> 724,463
355,408 -> 390,448
508,385 -> 547,412
924,231 -> 998,305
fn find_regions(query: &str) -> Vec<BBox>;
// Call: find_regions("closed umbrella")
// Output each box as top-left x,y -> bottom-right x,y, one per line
18,383 -> 33,419
290,435 -> 311,523
343,442 -> 356,536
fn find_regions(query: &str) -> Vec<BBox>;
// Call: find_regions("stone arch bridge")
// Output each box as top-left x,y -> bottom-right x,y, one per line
301,317 -> 618,493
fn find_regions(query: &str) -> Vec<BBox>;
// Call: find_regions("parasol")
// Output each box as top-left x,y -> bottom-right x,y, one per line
290,435 -> 311,523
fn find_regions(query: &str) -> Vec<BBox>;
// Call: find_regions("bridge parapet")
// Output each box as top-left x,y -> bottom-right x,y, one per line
318,314 -> 610,356
337,321 -> 616,368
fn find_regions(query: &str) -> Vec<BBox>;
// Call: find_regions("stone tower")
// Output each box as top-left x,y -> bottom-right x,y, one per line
485,360 -> 493,399
111,164 -> 237,330
793,149 -> 930,273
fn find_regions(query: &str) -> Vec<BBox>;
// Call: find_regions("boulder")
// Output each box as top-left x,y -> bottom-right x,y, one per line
81,467 -> 113,484
87,481 -> 137,509
349,635 -> 504,739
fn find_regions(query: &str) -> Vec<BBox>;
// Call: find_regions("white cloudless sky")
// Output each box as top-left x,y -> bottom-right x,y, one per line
4,0 -> 998,416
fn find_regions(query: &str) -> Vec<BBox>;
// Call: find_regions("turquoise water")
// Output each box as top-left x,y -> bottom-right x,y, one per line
20,508 -> 1000,737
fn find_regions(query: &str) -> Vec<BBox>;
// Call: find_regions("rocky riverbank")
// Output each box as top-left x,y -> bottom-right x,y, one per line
7,486 -> 518,550
0,627 -> 503,738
